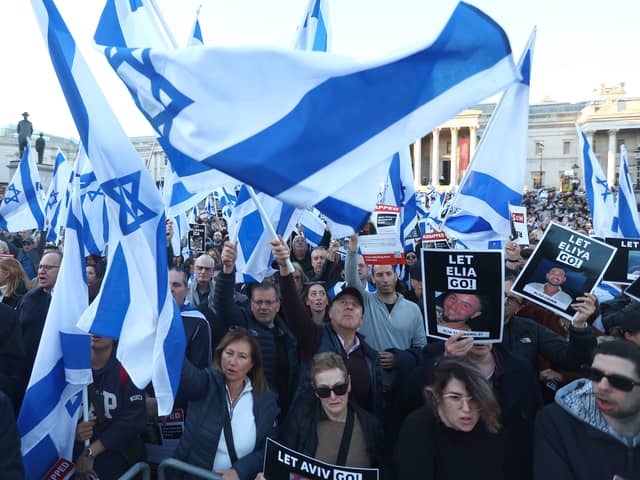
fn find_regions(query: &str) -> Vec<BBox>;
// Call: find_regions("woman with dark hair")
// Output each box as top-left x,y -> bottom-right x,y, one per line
173,328 -> 279,480
301,281 -> 330,325
0,258 -> 30,308
396,356 -> 506,480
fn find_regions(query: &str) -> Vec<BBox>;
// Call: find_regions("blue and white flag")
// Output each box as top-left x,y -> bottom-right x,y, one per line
75,146 -> 109,255
576,125 -> 618,237
419,191 -> 446,233
0,144 -> 45,233
96,2 -> 519,229
32,0 -> 185,416
617,144 -> 640,238
188,8 -> 203,46
45,149 -> 73,243
229,186 -> 302,283
18,171 -> 92,480
187,203 -> 198,224
215,186 -> 237,221
95,0 -> 240,217
444,28 -> 536,249
299,208 -> 326,246
205,194 -> 215,216
381,149 -> 419,250
294,0 -> 330,51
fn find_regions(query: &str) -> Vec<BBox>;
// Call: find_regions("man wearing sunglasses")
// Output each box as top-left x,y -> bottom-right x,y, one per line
534,340 -> 640,480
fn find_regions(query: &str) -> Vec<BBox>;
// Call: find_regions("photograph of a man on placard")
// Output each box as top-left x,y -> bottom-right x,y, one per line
523,264 -> 574,310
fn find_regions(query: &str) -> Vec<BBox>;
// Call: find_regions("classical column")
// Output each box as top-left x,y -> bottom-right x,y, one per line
585,130 -> 595,151
607,129 -> 618,186
469,126 -> 478,159
450,127 -> 459,186
413,139 -> 422,189
431,128 -> 440,185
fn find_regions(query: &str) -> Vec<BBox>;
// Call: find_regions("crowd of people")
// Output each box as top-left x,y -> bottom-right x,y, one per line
1,187 -> 640,480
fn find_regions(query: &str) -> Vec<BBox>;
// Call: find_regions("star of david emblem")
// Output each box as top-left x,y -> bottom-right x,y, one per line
47,191 -> 59,209
101,171 -> 157,235
595,177 -> 612,202
3,184 -> 21,205
86,190 -> 104,202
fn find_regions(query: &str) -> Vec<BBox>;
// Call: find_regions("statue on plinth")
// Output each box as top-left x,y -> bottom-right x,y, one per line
17,112 -> 33,157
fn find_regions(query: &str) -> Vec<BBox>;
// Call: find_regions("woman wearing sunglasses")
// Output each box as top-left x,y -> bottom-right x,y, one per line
396,356 -> 507,480
256,352 -> 382,480
172,328 -> 279,480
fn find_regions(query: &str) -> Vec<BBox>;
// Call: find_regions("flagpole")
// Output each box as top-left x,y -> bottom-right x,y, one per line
82,386 -> 90,448
245,186 -> 295,273
146,0 -> 179,48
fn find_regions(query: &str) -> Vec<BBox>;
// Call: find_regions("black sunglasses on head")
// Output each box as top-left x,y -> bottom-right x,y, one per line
582,366 -> 640,392
314,382 -> 348,398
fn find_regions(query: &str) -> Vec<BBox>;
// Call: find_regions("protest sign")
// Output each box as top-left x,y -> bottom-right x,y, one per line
144,408 -> 185,464
263,438 -> 379,480
357,204 -> 404,264
509,204 -> 529,245
422,249 -> 504,342
602,237 -> 640,284
188,223 -> 206,252
421,231 -> 451,249
512,222 -> 617,319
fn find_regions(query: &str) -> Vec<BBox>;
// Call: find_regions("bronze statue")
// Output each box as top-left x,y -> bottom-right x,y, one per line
17,112 -> 33,157
35,133 -> 45,164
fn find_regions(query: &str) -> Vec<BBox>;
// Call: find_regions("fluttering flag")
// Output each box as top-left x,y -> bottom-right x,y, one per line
576,124 -> 618,238
32,0 -> 185,416
205,194 -> 215,217
380,149 -> 419,250
419,191 -> 446,234
95,0 -> 240,217
214,186 -> 238,221
616,144 -> 640,237
444,28 -> 536,249
294,0 -> 330,51
229,186 -> 302,283
299,208 -> 326,246
95,2 -> 519,229
0,144 -> 45,233
18,169 -> 92,480
75,146 -> 109,255
188,7 -> 203,46
45,149 -> 73,244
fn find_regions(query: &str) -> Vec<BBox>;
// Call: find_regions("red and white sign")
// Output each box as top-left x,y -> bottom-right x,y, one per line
44,458 -> 75,480
358,204 -> 405,264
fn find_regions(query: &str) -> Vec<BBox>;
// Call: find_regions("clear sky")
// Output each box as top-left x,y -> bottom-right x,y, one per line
1,0 -> 638,141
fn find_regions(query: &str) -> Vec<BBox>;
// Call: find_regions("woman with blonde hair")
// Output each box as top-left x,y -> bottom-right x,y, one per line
0,258 -> 30,308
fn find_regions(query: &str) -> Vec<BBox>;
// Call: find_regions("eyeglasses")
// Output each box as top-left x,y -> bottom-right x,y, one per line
582,366 -> 640,392
251,299 -> 278,307
442,392 -> 478,409
228,326 -> 259,337
314,382 -> 348,398
504,294 -> 524,306
38,264 -> 60,271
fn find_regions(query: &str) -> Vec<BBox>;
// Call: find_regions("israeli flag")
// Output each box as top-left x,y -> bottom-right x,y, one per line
45,149 -> 73,243
75,147 -> 109,256
188,9 -> 203,46
299,208 -> 326,246
32,0 -> 185,415
418,191 -> 445,233
576,125 -> 618,237
0,144 -> 45,233
170,211 -> 188,258
96,2 -> 519,229
18,171 -> 92,480
617,144 -> 640,237
381,149 -> 419,250
444,28 -> 536,249
96,0 -> 240,217
229,186 -> 303,283
215,186 -> 238,221
205,194 -> 215,216
294,0 -> 330,52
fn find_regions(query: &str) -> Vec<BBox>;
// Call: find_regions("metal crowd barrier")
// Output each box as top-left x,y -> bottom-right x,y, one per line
157,458 -> 222,480
118,462 -> 151,480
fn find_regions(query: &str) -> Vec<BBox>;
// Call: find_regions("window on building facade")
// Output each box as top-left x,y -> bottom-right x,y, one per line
532,172 -> 543,189
563,141 -> 571,155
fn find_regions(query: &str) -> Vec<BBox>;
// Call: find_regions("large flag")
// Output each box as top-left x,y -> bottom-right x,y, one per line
45,149 -> 73,243
0,144 -> 46,233
294,0 -> 330,51
229,186 -> 302,283
32,0 -> 185,415
95,2 -> 519,229
616,144 -> 640,237
381,149 -> 418,250
18,173 -> 92,480
299,208 -> 326,246
444,28 -> 536,249
576,124 -> 618,237
95,0 -> 239,217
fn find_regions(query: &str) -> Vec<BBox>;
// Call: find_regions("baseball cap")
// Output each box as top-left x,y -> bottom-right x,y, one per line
332,286 -> 364,309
